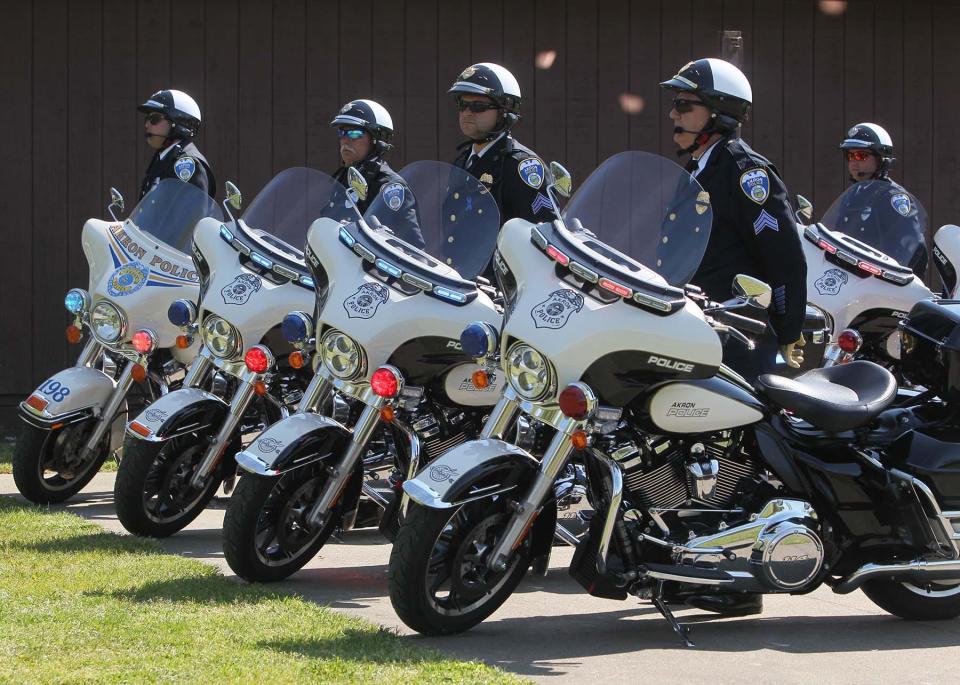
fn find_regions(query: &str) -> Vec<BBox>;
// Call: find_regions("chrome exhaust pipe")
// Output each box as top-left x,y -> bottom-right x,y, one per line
833,558 -> 960,594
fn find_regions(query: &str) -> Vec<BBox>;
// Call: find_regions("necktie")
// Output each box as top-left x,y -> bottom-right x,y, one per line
467,153 -> 480,170
684,156 -> 699,174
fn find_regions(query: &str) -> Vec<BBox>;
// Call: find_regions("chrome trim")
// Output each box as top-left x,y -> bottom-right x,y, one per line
833,558 -> 960,594
189,367 -> 259,487
296,372 -> 333,415
361,481 -> 391,508
75,338 -> 104,368
80,359 -> 137,455
891,469 -> 960,557
644,568 -> 734,585
591,449 -> 623,574
391,419 -> 421,517
479,386 -> 521,439
236,450 -> 278,477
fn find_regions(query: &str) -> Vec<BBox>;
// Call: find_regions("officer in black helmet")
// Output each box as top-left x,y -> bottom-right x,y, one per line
834,122 -> 927,276
661,58 -> 807,379
138,89 -> 216,199
330,99 -> 421,247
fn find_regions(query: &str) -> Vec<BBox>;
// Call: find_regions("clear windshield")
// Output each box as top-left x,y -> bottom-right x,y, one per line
562,151 -> 713,286
820,180 -> 928,269
239,167 -> 351,261
364,161 -> 501,281
127,179 -> 224,254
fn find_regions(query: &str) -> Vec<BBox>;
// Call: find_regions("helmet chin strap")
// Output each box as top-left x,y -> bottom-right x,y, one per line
674,126 -> 713,157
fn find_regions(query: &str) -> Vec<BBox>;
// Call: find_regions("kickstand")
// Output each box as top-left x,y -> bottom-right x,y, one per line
651,584 -> 694,648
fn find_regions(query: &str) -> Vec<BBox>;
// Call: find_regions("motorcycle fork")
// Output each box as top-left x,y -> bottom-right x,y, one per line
480,390 -> 520,440
79,354 -> 140,458
295,372 -> 333,416
75,338 -> 104,368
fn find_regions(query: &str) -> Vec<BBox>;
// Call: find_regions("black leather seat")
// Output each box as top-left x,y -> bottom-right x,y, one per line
755,361 -> 897,433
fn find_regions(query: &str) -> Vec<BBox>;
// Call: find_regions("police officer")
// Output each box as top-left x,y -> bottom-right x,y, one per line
330,99 -> 421,247
835,123 -> 927,276
661,58 -> 807,378
138,89 -> 215,199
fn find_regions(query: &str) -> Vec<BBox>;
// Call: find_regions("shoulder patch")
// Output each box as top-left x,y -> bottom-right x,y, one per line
383,182 -> 405,211
174,156 -> 196,182
518,157 -> 545,189
891,192 -> 913,217
740,168 -> 770,205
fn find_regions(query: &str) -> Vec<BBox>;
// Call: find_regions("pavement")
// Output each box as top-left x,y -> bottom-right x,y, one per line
3,471 -> 959,684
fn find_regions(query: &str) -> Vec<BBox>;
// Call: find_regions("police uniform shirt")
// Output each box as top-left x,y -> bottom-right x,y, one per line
691,137 -> 807,345
139,140 -> 215,200
333,155 -> 422,248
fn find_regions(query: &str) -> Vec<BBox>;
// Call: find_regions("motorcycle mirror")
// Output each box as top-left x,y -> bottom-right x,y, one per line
795,194 -> 813,223
347,167 -> 368,202
108,187 -> 125,221
732,274 -> 772,309
225,182 -> 242,211
548,161 -> 573,198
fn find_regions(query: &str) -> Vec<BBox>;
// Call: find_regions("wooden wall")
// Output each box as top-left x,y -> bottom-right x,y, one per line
2,0 -> 958,425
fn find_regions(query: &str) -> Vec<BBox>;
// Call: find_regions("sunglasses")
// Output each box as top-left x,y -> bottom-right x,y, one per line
144,112 -> 166,125
337,128 -> 366,140
457,99 -> 500,113
672,97 -> 708,114
845,149 -> 873,162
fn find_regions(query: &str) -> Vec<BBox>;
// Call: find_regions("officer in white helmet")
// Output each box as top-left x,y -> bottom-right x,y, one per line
836,123 -> 927,276
661,58 -> 807,377
138,89 -> 215,199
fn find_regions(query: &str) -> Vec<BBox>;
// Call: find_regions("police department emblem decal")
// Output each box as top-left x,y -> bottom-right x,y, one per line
814,268 -> 849,296
531,288 -> 585,329
257,437 -> 282,454
518,158 -> 545,189
891,193 -> 913,217
343,282 -> 389,319
383,182 -> 405,211
459,66 -> 477,79
174,156 -> 196,182
429,464 -> 457,482
221,273 -> 262,305
107,261 -> 149,297
740,169 -> 770,205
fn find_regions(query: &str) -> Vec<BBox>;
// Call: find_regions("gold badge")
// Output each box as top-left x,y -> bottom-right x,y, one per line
460,66 -> 477,79
695,190 -> 710,215
479,173 -> 493,185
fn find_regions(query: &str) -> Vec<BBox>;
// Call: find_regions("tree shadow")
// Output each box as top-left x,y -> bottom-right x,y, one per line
8,531 -> 163,556
258,628 -> 454,666
88,573 -> 291,606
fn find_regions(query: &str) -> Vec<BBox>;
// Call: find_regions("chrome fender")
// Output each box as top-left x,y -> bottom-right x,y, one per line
127,387 -> 228,442
402,438 -> 539,510
235,412 -> 351,476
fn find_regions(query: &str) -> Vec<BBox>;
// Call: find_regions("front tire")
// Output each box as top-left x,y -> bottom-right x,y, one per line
114,433 -> 226,537
12,419 -> 110,504
222,462 -> 340,582
388,498 -> 533,635
863,579 -> 960,620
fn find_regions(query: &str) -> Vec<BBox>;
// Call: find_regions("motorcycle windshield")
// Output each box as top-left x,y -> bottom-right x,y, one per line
128,179 -> 224,254
239,167 -> 352,262
561,150 -> 713,287
363,160 -> 501,281
820,180 -> 928,269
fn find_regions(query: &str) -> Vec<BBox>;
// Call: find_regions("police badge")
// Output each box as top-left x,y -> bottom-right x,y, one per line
107,261 -> 150,297
174,156 -> 196,182
891,193 -> 913,217
343,282 -> 389,319
221,273 -> 263,305
383,182 -> 405,211
531,289 -> 585,329
814,268 -> 849,296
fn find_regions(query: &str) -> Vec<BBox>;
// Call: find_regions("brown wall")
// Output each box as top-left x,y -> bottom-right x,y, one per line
2,0 -> 959,421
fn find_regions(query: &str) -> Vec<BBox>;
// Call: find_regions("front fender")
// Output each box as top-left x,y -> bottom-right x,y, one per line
402,438 -> 539,510
127,387 -> 228,442
20,366 -> 116,425
235,412 -> 351,476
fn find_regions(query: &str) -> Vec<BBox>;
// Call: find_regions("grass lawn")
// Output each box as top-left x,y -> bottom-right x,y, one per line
0,497 -> 523,684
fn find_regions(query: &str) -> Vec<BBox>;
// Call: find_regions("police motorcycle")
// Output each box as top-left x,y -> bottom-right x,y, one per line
801,181 -> 936,369
930,223 -> 960,300
220,161 -> 511,582
14,181 -> 220,504
115,168 -> 339,537
388,150 -> 960,642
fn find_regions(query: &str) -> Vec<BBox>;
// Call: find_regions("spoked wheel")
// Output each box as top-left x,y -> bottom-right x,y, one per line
389,498 -> 533,635
12,418 -> 111,504
223,462 -> 340,582
114,432 -> 225,537
863,578 -> 960,620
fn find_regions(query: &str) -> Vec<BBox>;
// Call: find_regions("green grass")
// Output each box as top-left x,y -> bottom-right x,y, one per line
0,436 -> 119,474
0,497 -> 524,684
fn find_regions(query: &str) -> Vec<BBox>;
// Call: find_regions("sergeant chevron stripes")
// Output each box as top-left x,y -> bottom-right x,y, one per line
531,192 -> 552,215
753,209 -> 779,235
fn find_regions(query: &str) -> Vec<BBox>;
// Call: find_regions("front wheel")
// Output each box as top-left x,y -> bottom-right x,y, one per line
863,579 -> 960,620
114,432 -> 227,537
222,462 -> 340,582
12,419 -> 110,504
388,498 -> 533,635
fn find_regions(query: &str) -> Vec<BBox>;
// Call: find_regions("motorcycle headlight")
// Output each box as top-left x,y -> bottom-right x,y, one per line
90,301 -> 126,343
201,314 -> 242,359
319,329 -> 365,380
505,342 -> 554,401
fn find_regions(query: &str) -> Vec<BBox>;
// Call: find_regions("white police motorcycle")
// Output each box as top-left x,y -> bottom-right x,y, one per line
14,182 -> 220,503
220,161 -> 508,582
115,169 -> 340,537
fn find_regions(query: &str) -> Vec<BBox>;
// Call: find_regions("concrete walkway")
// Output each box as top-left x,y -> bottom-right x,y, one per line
3,472 -> 958,684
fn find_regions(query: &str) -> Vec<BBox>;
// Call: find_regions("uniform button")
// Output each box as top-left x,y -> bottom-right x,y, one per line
446,258 -> 453,264
669,213 -> 676,221
448,236 -> 454,243
478,208 -> 483,214
453,193 -> 460,200
662,236 -> 669,243
694,226 -> 699,232
450,215 -> 456,222
657,259 -> 662,267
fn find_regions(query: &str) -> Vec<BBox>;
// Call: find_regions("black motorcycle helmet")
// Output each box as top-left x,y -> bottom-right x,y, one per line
660,58 -> 753,137
839,122 -> 894,180
449,62 -> 522,138
330,99 -> 395,154
137,89 -> 202,140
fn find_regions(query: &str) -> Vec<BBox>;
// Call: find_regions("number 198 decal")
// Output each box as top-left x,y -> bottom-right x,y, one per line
39,380 -> 71,403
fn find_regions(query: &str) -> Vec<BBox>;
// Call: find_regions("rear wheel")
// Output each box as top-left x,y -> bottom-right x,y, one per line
12,419 -> 110,504
863,579 -> 960,620
388,497 -> 533,635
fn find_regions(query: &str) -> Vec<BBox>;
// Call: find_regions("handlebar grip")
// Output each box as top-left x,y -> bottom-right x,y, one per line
713,310 -> 768,335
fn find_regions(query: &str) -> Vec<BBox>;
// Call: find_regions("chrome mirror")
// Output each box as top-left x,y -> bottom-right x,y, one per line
108,187 -> 125,221
732,274 -> 772,309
